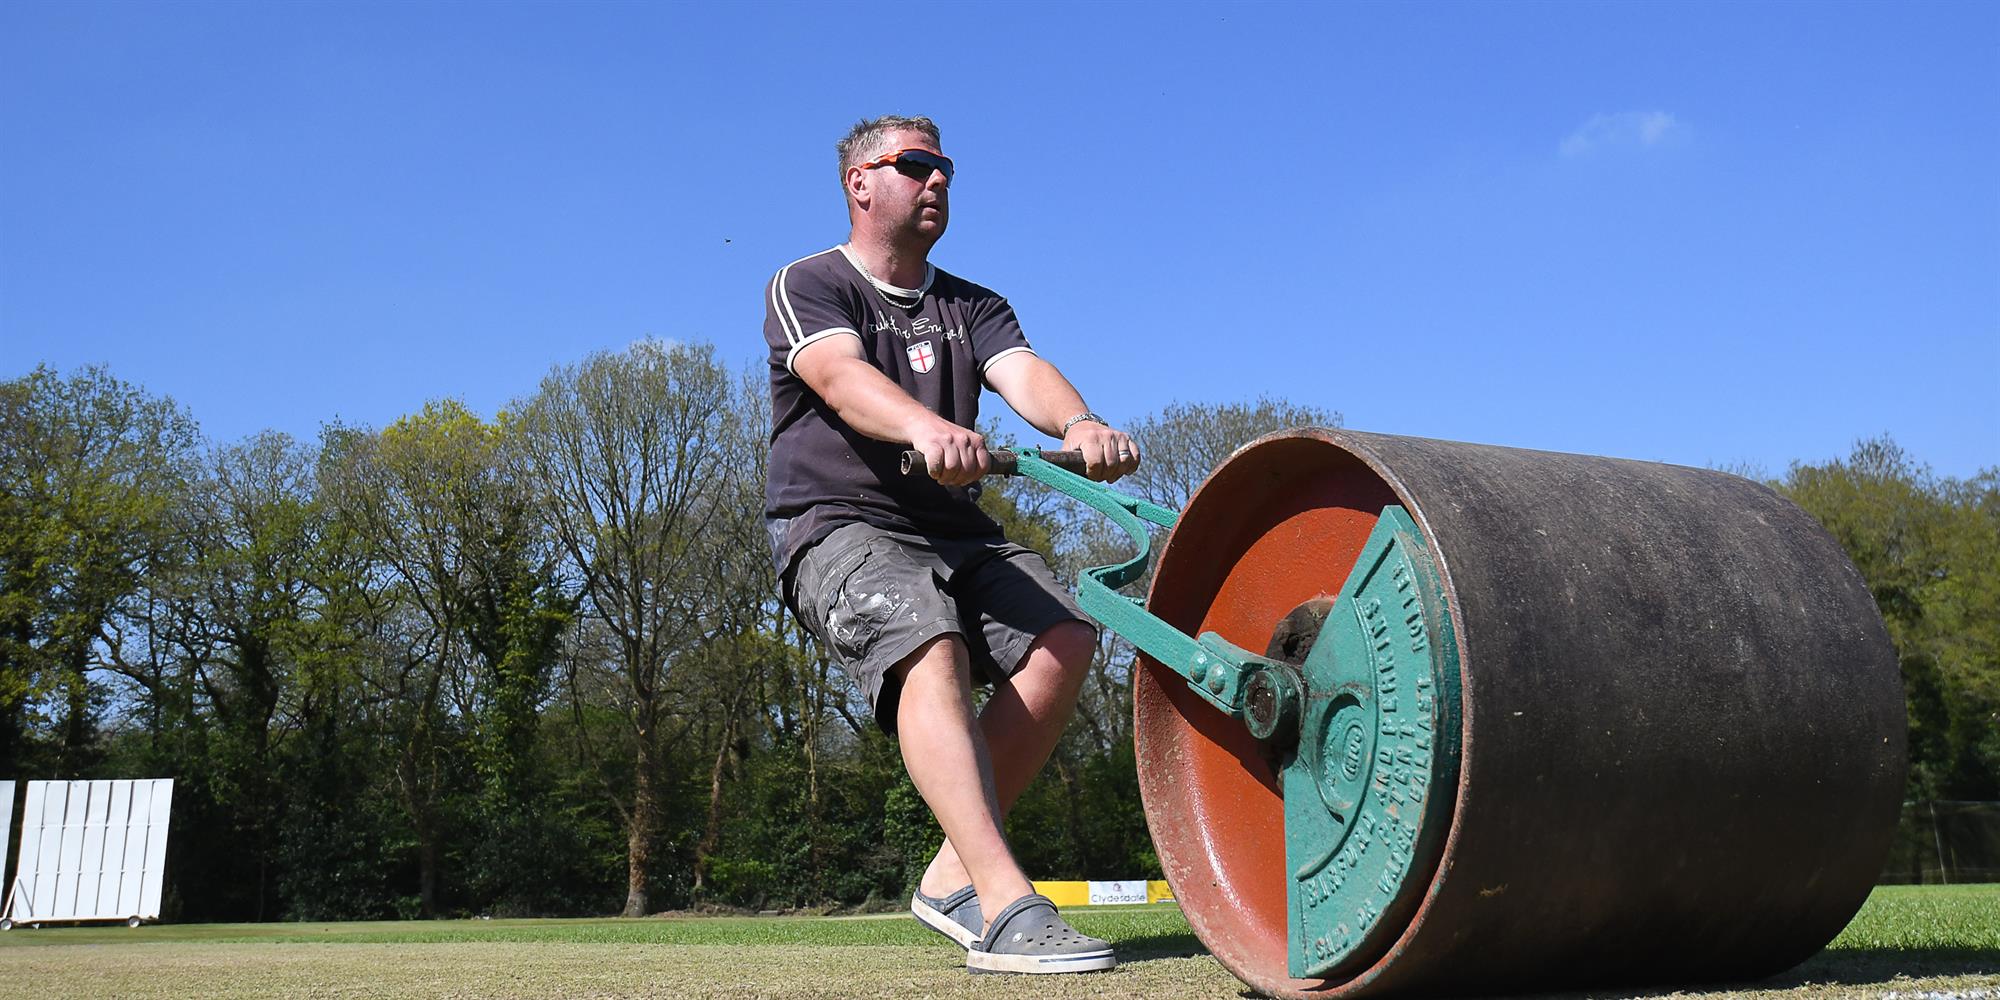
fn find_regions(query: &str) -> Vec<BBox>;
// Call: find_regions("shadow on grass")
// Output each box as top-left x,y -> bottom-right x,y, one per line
1775,947 -> 2000,986
1112,930 -> 1211,962
1529,948 -> 2000,999
1140,946 -> 2000,1000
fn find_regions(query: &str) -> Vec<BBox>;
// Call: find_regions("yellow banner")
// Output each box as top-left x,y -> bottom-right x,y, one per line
1030,880 -> 1175,906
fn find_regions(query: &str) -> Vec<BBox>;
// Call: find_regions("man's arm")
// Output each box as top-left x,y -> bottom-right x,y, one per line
793,333 -> 991,486
983,353 -> 1140,483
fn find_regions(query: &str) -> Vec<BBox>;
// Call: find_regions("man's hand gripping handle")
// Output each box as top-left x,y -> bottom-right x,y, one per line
900,448 -> 1088,478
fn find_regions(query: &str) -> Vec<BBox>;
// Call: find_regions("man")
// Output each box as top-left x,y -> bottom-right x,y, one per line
762,115 -> 1140,975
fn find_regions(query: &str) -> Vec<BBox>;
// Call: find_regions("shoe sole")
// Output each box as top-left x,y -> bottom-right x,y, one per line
966,948 -> 1116,974
911,897 -> 979,949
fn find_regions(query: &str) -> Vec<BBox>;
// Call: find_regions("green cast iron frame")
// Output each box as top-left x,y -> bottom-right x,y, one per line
1009,449 -> 1286,722
1007,447 -> 1461,979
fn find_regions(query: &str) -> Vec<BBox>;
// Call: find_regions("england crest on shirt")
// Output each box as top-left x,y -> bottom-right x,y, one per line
907,340 -> 936,374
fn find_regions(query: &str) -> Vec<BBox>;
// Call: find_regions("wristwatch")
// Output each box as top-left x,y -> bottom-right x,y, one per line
1060,411 -> 1108,436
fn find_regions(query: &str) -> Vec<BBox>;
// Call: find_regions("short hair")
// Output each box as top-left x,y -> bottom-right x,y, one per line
836,115 -> 942,191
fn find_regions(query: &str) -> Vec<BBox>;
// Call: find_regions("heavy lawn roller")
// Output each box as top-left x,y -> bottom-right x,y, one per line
913,428 -> 1905,997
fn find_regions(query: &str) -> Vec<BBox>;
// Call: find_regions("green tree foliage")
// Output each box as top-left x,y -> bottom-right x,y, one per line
322,401 -> 575,915
1778,437 -> 2000,799
151,432 -> 324,920
271,480 -> 418,922
0,365 -> 198,777
704,730 -> 908,908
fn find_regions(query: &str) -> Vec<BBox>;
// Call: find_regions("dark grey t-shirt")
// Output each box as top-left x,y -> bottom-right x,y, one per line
763,245 -> 1035,580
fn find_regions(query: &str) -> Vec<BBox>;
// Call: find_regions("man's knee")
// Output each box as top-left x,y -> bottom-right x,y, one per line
893,632 -> 972,686
1030,620 -> 1097,679
887,633 -> 975,737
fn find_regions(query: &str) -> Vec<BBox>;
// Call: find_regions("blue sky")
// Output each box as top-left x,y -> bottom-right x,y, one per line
3,1 -> 1995,479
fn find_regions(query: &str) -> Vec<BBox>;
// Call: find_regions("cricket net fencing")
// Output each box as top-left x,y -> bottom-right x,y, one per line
1880,801 -> 2000,885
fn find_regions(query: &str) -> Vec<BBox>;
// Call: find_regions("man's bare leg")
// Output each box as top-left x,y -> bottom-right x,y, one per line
896,633 -> 1037,919
916,621 -> 1097,908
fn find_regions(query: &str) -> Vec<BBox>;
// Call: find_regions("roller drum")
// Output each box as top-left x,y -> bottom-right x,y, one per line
1135,428 -> 1905,997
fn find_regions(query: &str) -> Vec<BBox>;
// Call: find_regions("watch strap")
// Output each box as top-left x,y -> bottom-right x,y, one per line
1060,411 -> 1108,436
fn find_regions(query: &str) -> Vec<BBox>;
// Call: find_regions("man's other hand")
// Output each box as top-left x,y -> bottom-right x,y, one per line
1063,422 -> 1140,483
911,421 -> 990,487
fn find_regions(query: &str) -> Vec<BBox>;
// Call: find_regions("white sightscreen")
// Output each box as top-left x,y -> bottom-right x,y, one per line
3,779 -> 173,924
1,781 -> 13,894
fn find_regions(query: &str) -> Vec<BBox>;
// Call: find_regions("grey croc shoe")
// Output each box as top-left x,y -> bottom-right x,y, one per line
966,893 -> 1115,974
911,884 -> 982,949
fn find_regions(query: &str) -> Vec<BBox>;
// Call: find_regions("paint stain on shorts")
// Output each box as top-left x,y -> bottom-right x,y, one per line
827,584 -> 907,662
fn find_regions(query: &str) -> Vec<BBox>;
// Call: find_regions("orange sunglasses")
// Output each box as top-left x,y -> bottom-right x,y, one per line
857,148 -> 954,185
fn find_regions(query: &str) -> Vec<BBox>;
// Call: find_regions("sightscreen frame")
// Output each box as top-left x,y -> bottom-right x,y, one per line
0,781 -> 13,897
3,779 -> 174,926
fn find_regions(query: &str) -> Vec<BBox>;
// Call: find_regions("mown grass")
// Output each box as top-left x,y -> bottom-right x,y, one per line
0,886 -> 1993,999
5,887 -> 1993,953
0,901 -> 1196,950
1827,884 -> 2000,951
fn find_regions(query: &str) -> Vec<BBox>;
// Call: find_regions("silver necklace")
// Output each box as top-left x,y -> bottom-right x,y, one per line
846,246 -> 926,310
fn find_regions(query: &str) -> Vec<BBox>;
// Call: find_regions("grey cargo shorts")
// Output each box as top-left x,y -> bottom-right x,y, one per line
785,521 -> 1095,733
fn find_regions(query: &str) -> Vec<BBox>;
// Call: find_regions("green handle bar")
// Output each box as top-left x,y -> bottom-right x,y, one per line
903,446 -> 1279,719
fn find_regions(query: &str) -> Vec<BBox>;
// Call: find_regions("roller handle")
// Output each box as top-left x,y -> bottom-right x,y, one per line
900,448 -> 1087,478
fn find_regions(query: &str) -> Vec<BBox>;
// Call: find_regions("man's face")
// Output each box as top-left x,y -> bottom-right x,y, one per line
854,128 -> 949,241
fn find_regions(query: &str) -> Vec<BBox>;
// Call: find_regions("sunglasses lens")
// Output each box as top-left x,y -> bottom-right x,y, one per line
897,152 -> 952,184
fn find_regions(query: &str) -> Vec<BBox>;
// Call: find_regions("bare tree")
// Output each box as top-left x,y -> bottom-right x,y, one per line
511,340 -> 740,917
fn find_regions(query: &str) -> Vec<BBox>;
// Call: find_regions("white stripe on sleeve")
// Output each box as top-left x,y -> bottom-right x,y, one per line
768,272 -> 793,343
786,328 -> 862,375
768,248 -> 839,346
980,346 -> 1037,372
